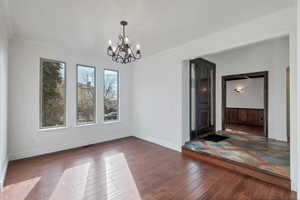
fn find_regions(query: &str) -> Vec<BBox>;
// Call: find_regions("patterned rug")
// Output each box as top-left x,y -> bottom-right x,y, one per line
183,131 -> 290,178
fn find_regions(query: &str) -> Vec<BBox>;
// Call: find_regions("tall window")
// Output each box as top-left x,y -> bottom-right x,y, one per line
40,58 -> 66,129
77,65 -> 96,125
104,69 -> 119,122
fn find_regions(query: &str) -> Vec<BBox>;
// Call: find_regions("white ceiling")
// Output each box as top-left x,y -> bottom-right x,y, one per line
7,0 -> 295,57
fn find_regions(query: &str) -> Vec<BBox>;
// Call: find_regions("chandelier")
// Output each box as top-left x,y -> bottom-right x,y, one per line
107,21 -> 142,64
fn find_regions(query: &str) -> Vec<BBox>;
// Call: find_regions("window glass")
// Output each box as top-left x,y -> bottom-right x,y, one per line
104,69 -> 119,122
40,59 -> 66,128
77,65 -> 96,125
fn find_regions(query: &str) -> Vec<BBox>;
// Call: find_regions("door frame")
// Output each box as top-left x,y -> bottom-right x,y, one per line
221,71 -> 268,137
189,57 -> 216,139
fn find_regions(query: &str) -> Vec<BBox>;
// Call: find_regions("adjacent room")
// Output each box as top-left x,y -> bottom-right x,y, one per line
183,37 -> 291,187
0,0 -> 300,199
225,76 -> 265,137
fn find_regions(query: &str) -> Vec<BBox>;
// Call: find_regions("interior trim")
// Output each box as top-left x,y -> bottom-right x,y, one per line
0,156 -> 8,191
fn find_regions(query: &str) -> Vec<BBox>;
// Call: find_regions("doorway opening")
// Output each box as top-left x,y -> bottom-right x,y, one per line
222,71 -> 268,137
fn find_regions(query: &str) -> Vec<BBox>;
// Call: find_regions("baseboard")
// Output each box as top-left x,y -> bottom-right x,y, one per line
0,156 -> 8,191
269,137 -> 288,143
9,134 -> 132,161
9,134 -> 181,160
134,134 -> 181,152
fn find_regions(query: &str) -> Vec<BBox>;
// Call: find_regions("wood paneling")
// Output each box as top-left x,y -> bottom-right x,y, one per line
239,109 -> 248,122
258,110 -> 264,126
225,107 -> 264,127
2,137 -> 295,200
182,148 -> 291,190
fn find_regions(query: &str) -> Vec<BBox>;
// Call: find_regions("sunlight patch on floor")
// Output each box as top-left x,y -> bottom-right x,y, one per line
1,177 -> 40,200
225,128 -> 248,135
105,153 -> 141,200
49,162 -> 90,200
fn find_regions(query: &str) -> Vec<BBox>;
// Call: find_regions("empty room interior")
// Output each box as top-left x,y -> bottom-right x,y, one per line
1,0 -> 300,199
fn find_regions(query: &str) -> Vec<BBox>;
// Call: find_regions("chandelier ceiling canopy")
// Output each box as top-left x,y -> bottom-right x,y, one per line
107,21 -> 141,64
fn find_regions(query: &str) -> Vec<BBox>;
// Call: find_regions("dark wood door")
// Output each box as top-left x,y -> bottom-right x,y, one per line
190,58 -> 216,140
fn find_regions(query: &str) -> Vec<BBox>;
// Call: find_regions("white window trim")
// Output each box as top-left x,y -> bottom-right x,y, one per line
103,120 -> 121,125
38,126 -> 68,132
39,58 -> 67,130
75,123 -> 98,128
76,64 -> 98,126
103,68 -> 120,124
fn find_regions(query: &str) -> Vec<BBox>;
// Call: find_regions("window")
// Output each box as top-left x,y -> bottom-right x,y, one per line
76,65 -> 96,125
40,58 -> 66,129
104,69 -> 119,122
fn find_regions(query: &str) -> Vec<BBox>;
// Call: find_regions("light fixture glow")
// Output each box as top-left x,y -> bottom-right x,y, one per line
233,87 -> 245,93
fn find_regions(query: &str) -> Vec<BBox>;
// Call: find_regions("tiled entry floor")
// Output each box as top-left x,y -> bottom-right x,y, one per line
183,131 -> 290,178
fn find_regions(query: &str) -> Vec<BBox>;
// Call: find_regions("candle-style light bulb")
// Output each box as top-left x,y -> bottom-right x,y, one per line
108,40 -> 112,46
124,37 -> 129,44
136,44 -> 140,50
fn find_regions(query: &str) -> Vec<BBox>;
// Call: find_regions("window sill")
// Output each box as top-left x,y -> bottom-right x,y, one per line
103,120 -> 120,125
75,123 -> 97,128
38,126 -> 67,132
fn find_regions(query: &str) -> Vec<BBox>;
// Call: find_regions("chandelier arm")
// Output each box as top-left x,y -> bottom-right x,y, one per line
122,56 -> 126,64
113,47 -> 122,63
114,46 -> 121,60
130,45 -> 141,60
107,48 -> 113,56
131,54 -> 136,62
128,46 -> 137,60
116,53 -> 123,63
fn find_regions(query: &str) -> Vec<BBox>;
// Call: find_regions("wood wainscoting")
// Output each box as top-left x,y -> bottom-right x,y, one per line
225,107 -> 264,127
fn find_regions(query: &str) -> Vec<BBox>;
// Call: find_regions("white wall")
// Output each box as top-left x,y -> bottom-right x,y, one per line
226,78 -> 264,109
296,0 -> 300,198
132,7 -> 298,190
0,0 -> 9,190
204,37 -> 289,141
8,39 -> 133,160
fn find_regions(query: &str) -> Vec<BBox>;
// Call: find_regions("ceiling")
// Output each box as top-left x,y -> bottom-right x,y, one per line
7,0 -> 295,57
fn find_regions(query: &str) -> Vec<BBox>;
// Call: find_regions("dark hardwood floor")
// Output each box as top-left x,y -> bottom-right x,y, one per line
2,137 -> 296,200
225,123 -> 265,137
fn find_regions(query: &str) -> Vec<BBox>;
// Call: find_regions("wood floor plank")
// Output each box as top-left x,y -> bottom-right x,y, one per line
1,137 -> 296,200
